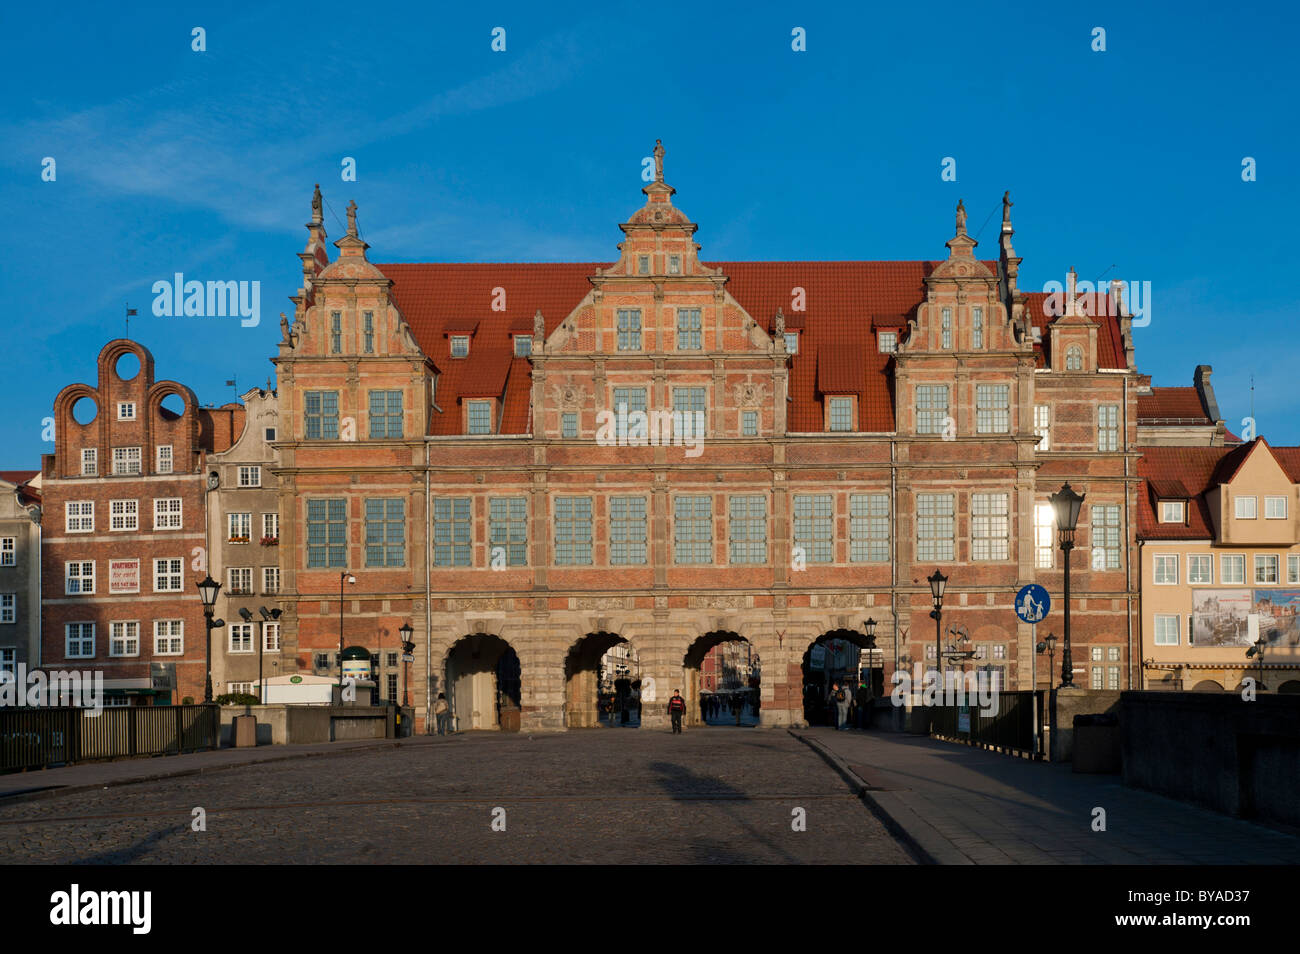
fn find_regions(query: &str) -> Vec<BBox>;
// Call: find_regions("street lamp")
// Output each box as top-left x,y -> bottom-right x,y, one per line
338,572 -> 356,694
1246,636 -> 1268,691
1049,482 -> 1085,689
1037,632 -> 1057,691
399,621 -> 415,708
928,569 -> 948,687
196,575 -> 224,704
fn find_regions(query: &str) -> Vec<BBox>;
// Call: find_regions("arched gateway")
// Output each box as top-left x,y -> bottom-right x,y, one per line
684,631 -> 759,727
444,634 -> 521,731
565,632 -> 642,728
802,628 -> 878,727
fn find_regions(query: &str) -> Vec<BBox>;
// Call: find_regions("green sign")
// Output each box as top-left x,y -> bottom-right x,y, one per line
290,675 -> 303,684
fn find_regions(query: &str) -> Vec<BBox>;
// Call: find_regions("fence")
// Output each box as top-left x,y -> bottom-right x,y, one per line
928,689 -> 1043,759
0,705 -> 220,772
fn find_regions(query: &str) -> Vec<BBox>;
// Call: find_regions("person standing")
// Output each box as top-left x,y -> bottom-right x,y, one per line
668,689 -> 686,734
434,693 -> 451,736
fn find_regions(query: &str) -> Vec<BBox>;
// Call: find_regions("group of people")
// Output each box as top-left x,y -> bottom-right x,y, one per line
825,681 -> 874,730
700,693 -> 751,723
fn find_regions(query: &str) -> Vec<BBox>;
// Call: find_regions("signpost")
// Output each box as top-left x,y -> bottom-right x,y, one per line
1015,584 -> 1051,761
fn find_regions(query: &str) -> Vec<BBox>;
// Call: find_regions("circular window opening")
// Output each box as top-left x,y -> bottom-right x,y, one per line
71,396 -> 98,425
159,393 -> 186,420
114,351 -> 141,381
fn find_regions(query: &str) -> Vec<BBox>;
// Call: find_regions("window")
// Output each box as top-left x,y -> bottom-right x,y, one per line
1290,554 -> 1300,584
229,624 -> 254,654
555,497 -> 593,565
674,496 -> 713,565
65,622 -> 95,658
1233,495 -> 1257,519
0,648 -> 12,675
1153,555 -> 1179,584
306,498 -> 348,568
109,621 -> 139,657
117,402 -> 136,421
616,309 -> 642,351
228,512 -> 252,542
305,391 -> 340,440
1097,405 -> 1119,452
614,388 -> 647,440
1066,346 -> 1083,371
742,411 -> 758,437
66,561 -> 94,595
330,311 -> 342,353
450,335 -> 470,358
368,390 -> 403,439
993,644 -> 1007,660
156,445 -> 173,474
264,622 -> 281,653
153,558 -> 183,593
238,465 -> 262,488
1154,615 -> 1180,646
1255,554 -> 1279,584
153,498 -> 182,530
677,309 -> 702,349
113,446 -> 142,475
109,500 -> 138,532
262,566 -> 281,594
561,412 -> 578,439
1108,646 -> 1120,662
1107,666 -> 1120,690
829,397 -> 853,432
386,652 -> 397,668
850,494 -> 889,563
1188,554 -> 1213,584
228,567 -> 253,595
668,255 -> 681,274
971,493 -> 1009,561
467,401 -> 492,435
972,307 -> 984,349
364,499 -> 406,568
387,672 -> 398,701
916,385 -> 950,435
976,385 -> 1009,434
729,496 -> 767,564
262,512 -> 279,540
637,255 -> 650,275
878,331 -> 897,353
916,494 -> 955,562
153,620 -> 183,655
940,308 -> 952,349
1160,501 -> 1185,523
81,448 -> 97,476
0,594 -> 14,624
672,387 -> 706,426
1034,503 -> 1055,569
432,498 -> 472,567
66,501 -> 93,533
1222,553 -> 1245,584
784,332 -> 799,354
315,653 -> 331,671
264,427 -> 276,442
514,335 -> 532,357
0,537 -> 13,566
488,498 -> 527,567
1265,496 -> 1287,519
363,311 -> 374,353
1090,504 -> 1121,570
1034,405 -> 1050,451
1090,667 -> 1103,689
793,494 -> 833,564
609,496 -> 647,565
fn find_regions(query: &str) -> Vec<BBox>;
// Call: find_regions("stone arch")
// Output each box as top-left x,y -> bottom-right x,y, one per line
683,630 -> 759,727
801,627 -> 873,726
1278,680 -> 1300,694
440,633 -> 521,731
1191,679 -> 1225,692
97,339 -> 155,389
563,631 -> 642,728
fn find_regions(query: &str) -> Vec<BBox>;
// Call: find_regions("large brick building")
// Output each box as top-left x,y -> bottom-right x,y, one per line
273,145 -> 1144,733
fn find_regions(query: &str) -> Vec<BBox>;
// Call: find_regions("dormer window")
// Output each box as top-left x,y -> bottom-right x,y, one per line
450,336 -> 470,358
668,255 -> 681,275
637,255 -> 650,275
514,335 -> 532,357
784,332 -> 799,354
467,400 -> 492,435
828,397 -> 854,432
941,308 -> 952,349
1066,346 -> 1083,371
972,307 -> 984,349
117,402 -> 136,421
1159,501 -> 1185,523
878,331 -> 897,353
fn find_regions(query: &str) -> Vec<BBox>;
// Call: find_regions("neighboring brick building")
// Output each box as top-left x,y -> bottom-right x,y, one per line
1136,365 -> 1237,447
0,472 -> 42,678
274,146 -> 1144,733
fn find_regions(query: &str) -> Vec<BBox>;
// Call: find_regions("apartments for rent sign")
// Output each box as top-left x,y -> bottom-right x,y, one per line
108,559 -> 139,594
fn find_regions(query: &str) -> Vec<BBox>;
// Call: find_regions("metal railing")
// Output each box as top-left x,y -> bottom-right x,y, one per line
1,705 -> 220,772
929,689 -> 1043,759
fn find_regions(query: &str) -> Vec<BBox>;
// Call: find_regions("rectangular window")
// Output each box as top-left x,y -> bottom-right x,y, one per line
637,255 -> 650,275
514,335 -> 532,357
1034,502 -> 1055,569
330,311 -> 342,353
1108,646 -> 1120,662
1107,666 -> 1120,690
488,498 -> 527,567
1188,554 -> 1213,584
609,496 -> 648,566
109,499 -> 138,532
262,566 -> 281,594
229,624 -> 255,654
0,537 -> 13,566
915,385 -> 950,435
1222,553 -> 1245,585
878,331 -> 897,353
365,499 -> 406,567
849,494 -> 889,563
66,561 -> 94,595
363,311 -> 374,354
613,388 -> 647,440
975,385 -> 1009,434
0,648 -> 13,674
616,309 -> 642,351
676,308 -> 702,349
118,402 -> 136,421
113,446 -> 142,475
561,412 -> 578,439
1235,496 -> 1257,519
152,498 -> 182,531
671,387 -> 706,419
793,494 -> 833,564
1090,667 -> 1103,690
0,594 -> 14,624
1034,405 -> 1050,451
81,448 -> 97,476
265,427 -> 276,442
728,495 -> 766,565
153,620 -> 184,656
228,567 -> 253,595
1090,504 -> 1121,571
1154,615 -> 1180,646
467,400 -> 492,435
971,493 -> 1009,561
156,445 -> 173,474
262,512 -> 278,540
109,621 -> 140,657
941,308 -> 952,349
742,411 -> 758,437
1255,554 -> 1279,584
674,496 -> 713,565
972,307 -> 984,349
264,622 -> 281,653
153,558 -> 183,593
228,512 -> 252,542
554,497 -> 593,566
1290,554 -> 1300,584
1160,501 -> 1185,523
450,335 -> 470,358
916,494 -> 955,562
368,390 -> 403,439
829,397 -> 853,432
784,333 -> 799,354
993,644 -> 1007,660
1265,496 -> 1287,519
306,498 -> 348,568
668,255 -> 681,275
1153,554 -> 1179,584
66,501 -> 94,533
65,622 -> 95,658
238,465 -> 262,488
1098,405 -> 1119,452
304,391 -> 340,440
431,498 -> 472,567
387,672 -> 398,701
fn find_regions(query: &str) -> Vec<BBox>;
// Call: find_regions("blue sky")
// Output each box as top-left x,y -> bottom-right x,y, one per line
1,0 -> 1295,466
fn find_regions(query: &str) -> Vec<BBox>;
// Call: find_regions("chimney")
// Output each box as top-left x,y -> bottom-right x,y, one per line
1194,365 -> 1223,423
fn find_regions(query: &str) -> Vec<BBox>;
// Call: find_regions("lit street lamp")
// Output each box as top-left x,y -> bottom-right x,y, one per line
196,575 -> 224,704
928,569 -> 948,686
1049,483 -> 1085,689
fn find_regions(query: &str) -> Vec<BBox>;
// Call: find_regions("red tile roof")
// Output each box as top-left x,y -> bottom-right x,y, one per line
0,470 -> 38,486
1137,387 -> 1212,424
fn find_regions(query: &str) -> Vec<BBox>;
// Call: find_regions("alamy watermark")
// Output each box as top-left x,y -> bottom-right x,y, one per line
0,665 -> 104,715
152,273 -> 260,327
890,664 -> 1000,715
595,403 -> 705,458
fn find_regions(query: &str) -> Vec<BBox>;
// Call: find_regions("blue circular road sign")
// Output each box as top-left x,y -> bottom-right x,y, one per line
1015,584 -> 1050,624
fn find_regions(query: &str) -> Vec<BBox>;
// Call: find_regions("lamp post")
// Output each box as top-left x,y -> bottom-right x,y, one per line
338,572 -> 356,695
928,569 -> 948,688
1037,632 -> 1057,691
1049,483 -> 1085,689
399,621 -> 415,708
196,575 -> 224,704
861,618 -> 877,729
1246,636 -> 1267,691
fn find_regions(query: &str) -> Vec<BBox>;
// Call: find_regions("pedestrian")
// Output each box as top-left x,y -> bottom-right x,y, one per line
668,688 -> 686,734
434,692 -> 451,736
829,682 -> 850,729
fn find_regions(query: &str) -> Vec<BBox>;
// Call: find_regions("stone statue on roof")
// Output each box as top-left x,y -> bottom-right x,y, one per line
312,183 -> 322,223
654,139 -> 664,181
774,307 -> 785,336
346,200 -> 358,236
280,313 -> 290,341
1002,191 -> 1012,226
955,199 -> 967,233
534,308 -> 544,339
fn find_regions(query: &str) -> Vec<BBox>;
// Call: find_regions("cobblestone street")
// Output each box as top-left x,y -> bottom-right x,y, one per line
0,730 -> 912,865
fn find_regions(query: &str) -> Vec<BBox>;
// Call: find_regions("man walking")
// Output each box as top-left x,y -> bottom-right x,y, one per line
668,688 -> 687,734
829,682 -> 851,730
434,692 -> 451,736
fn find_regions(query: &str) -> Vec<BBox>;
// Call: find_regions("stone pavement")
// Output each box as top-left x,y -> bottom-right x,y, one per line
794,728 -> 1300,864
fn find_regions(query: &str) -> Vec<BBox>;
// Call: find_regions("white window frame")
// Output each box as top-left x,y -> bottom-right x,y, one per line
238,465 -> 262,488
1265,496 -> 1288,519
228,567 -> 254,596
263,622 -> 281,653
1235,495 -> 1257,520
1153,554 -> 1179,585
66,501 -> 94,533
81,448 -> 97,476
262,566 -> 281,594
154,498 -> 183,530
109,620 -> 140,657
112,446 -> 142,475
1255,553 -> 1279,585
971,493 -> 1009,561
65,561 -> 95,595
450,335 -> 470,358
117,402 -> 136,421
1187,554 -> 1213,585
228,512 -> 252,542
262,512 -> 279,540
65,622 -> 95,658
878,331 -> 897,353
109,499 -> 138,532
784,332 -> 799,354
0,537 -> 14,566
1221,554 -> 1245,585
153,619 -> 184,656
1290,554 -> 1300,585
153,558 -> 183,593
1033,503 -> 1055,569
1034,405 -> 1050,451
0,593 -> 15,624
1160,501 -> 1185,523
156,444 -> 173,474
228,624 -> 255,654
1154,615 -> 1180,646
